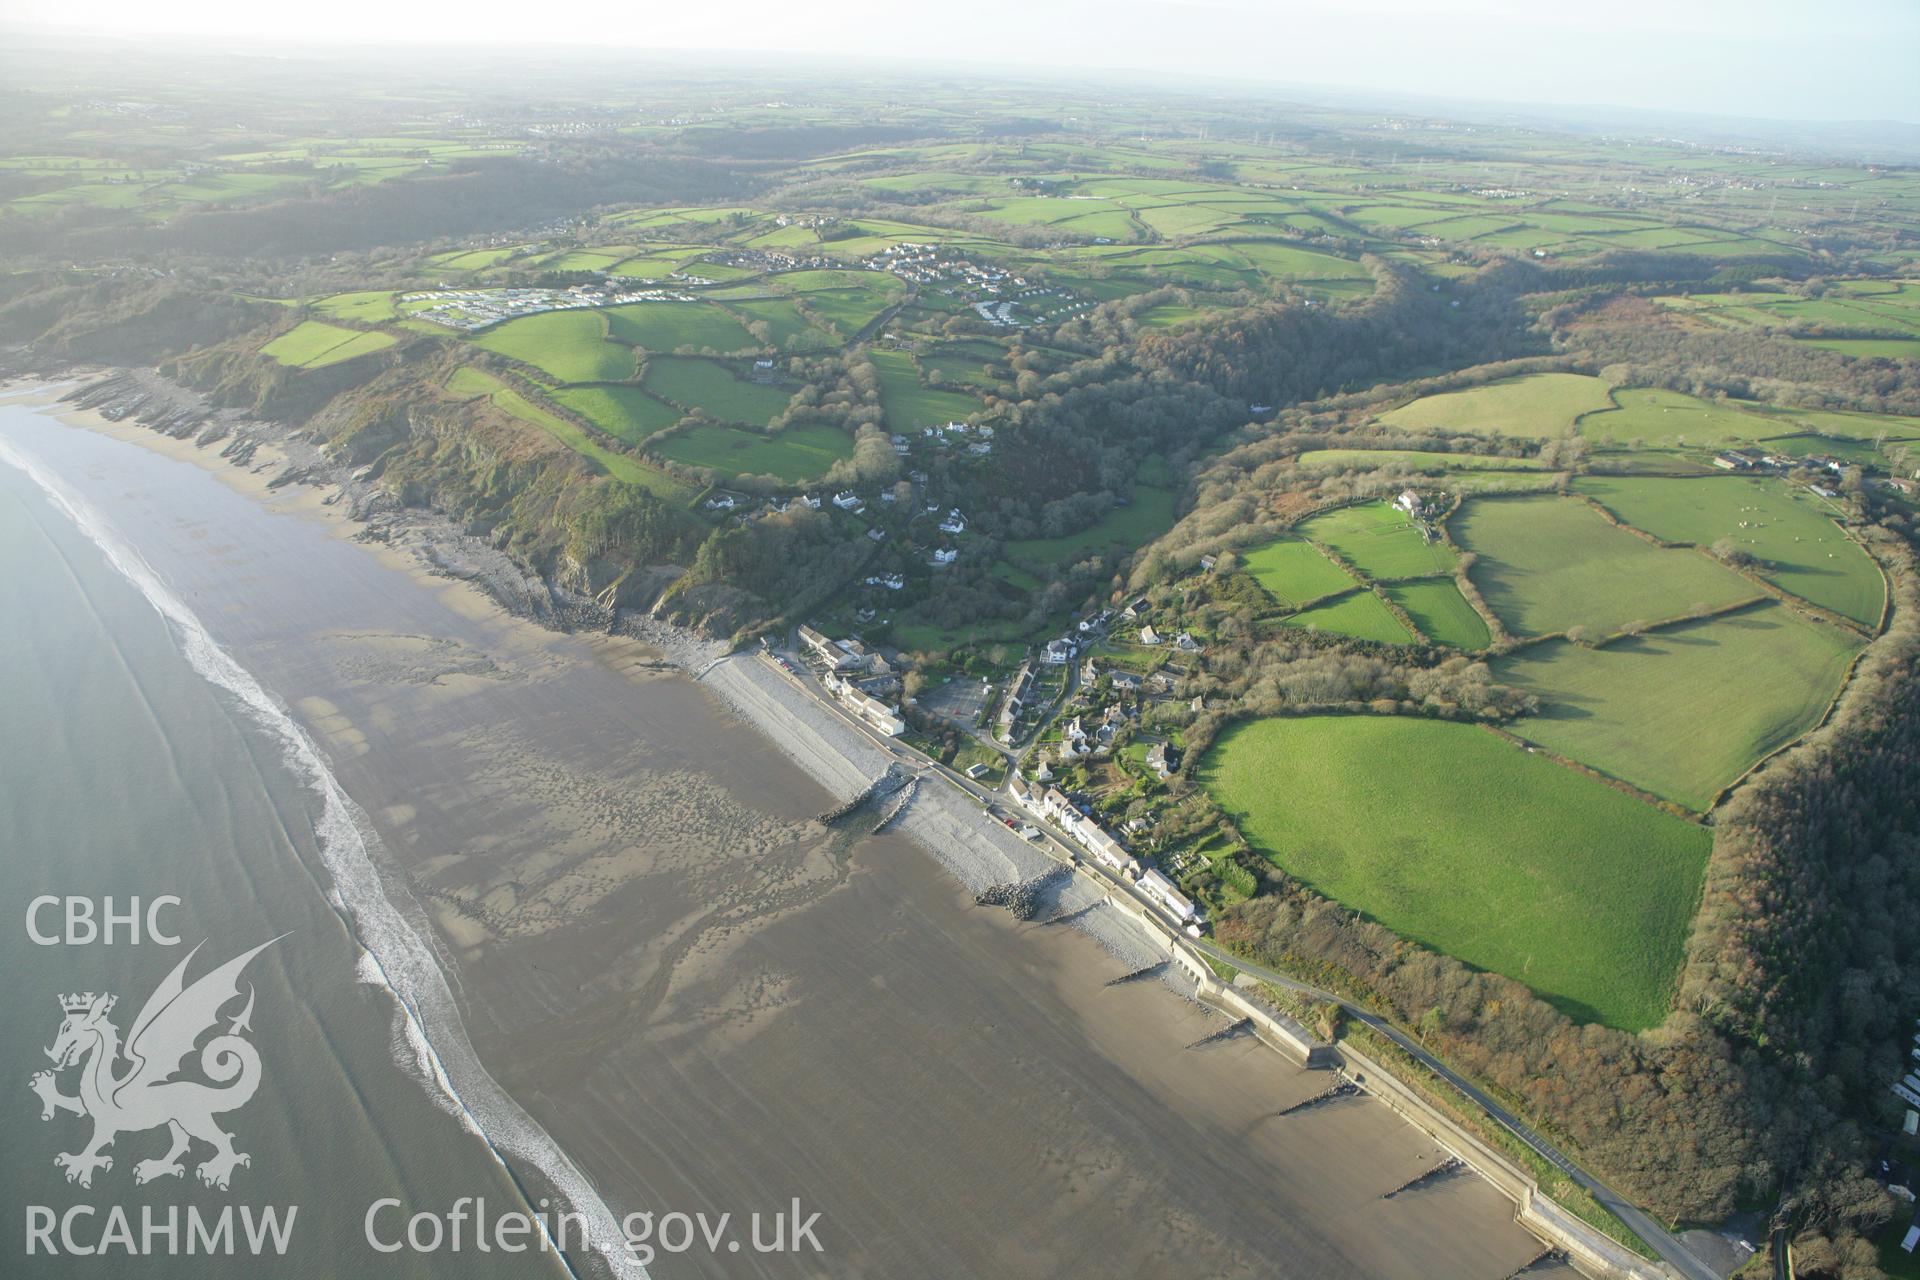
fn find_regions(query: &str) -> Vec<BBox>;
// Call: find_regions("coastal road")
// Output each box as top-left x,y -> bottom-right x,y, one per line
733,646 -> 1714,1280
1183,939 -> 1715,1280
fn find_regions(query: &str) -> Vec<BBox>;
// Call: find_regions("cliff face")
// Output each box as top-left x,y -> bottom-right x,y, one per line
1,276 -> 274,365
12,284 -> 792,639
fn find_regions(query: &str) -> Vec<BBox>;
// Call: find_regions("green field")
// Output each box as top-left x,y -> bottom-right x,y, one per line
919,341 -> 1011,389
1576,476 -> 1884,625
1242,537 -> 1356,605
643,357 -> 793,425
870,349 -> 981,429
487,386 -> 692,501
1298,501 -> 1455,579
1454,495 -> 1759,637
1201,716 -> 1710,1029
1297,449 -> 1547,472
444,366 -> 503,398
260,320 -> 395,369
1493,605 -> 1861,809
311,290 -> 398,323
1006,485 -> 1178,561
1378,373 -> 1614,438
648,422 -> 853,481
723,297 -> 835,351
605,301 -> 759,353
552,384 -> 683,444
1576,388 -> 1777,449
472,310 -> 634,382
1762,405 -> 1920,441
785,274 -> 903,337
1386,579 -> 1492,649
1804,337 -> 1920,360
1280,590 -> 1413,644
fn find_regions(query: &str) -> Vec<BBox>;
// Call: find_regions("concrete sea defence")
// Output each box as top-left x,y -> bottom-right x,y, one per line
701,648 -> 1671,1280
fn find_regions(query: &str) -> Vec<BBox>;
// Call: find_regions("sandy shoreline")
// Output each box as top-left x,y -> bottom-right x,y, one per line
0,374 -> 1575,1279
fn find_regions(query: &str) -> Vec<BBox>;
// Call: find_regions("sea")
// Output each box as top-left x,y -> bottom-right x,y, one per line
0,389 -> 1574,1280
0,394 -> 631,1278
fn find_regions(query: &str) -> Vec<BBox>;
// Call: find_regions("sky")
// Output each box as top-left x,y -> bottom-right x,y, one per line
10,0 -> 1920,125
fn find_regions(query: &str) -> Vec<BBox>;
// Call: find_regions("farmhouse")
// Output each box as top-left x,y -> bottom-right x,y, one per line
1394,489 -> 1426,517
832,491 -> 863,511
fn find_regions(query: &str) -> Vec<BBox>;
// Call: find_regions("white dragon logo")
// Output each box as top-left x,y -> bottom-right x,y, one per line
29,938 -> 279,1191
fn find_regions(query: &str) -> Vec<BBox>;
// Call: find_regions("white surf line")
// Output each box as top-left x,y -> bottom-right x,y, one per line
0,431 -> 645,1280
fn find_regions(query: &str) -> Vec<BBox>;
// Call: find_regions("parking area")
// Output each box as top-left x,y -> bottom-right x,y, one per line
919,676 -> 994,726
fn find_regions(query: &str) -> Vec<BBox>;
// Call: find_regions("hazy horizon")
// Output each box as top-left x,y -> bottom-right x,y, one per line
7,0 -> 1919,128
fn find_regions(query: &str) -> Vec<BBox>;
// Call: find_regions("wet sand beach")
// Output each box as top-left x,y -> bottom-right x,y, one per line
0,389 -> 1577,1279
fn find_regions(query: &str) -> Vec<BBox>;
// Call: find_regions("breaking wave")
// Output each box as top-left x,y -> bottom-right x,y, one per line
0,434 -> 644,1279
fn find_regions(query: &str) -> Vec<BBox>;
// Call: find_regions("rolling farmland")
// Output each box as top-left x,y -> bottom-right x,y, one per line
1378,373 -> 1615,437
1201,716 -> 1711,1030
1493,605 -> 1862,809
1454,495 -> 1760,637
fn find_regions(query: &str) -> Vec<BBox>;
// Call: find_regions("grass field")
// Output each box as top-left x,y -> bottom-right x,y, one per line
1454,495 -> 1759,637
487,387 -> 692,501
1242,537 -> 1356,605
551,384 -> 683,444
1297,449 -> 1547,472
1298,501 -> 1456,579
311,290 -> 398,323
723,297 -> 836,351
648,422 -> 853,481
643,357 -> 793,425
1762,405 -> 1920,441
1493,605 -> 1862,809
1201,716 -> 1710,1029
444,366 -> 503,398
605,301 -> 759,353
1386,579 -> 1491,649
1378,373 -> 1613,438
472,310 -> 634,382
1804,337 -> 1920,360
1280,590 -> 1414,644
1576,476 -> 1884,625
1576,388 -> 1777,449
260,320 -> 395,369
1005,485 -> 1178,561
870,349 -> 981,429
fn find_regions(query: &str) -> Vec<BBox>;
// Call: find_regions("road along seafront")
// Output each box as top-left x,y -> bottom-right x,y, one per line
4,374 -> 1579,1280
718,640 -> 1694,1280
